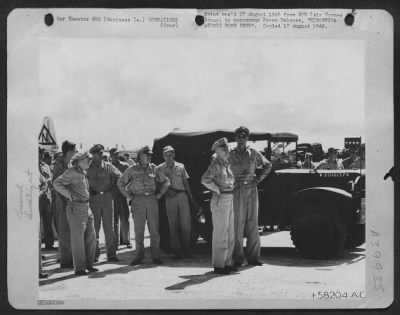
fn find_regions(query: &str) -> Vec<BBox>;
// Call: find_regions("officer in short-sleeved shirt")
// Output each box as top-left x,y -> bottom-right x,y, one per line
157,146 -> 195,259
86,144 -> 121,262
117,145 -> 169,265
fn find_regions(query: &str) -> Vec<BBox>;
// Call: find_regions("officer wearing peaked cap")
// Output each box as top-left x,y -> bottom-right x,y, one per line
87,144 -> 122,262
229,126 -> 272,267
53,151 -> 98,275
201,137 -> 236,274
118,145 -> 170,265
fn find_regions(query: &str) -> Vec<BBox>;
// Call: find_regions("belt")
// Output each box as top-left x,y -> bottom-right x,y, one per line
220,190 -> 234,194
72,200 -> 89,204
90,189 -> 112,195
135,192 -> 155,196
169,188 -> 186,193
236,180 -> 252,185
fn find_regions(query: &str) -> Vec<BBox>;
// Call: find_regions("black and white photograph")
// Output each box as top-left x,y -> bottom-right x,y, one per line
7,8 -> 394,309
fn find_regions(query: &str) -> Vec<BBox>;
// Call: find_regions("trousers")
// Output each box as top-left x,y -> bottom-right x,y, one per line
90,192 -> 117,259
39,193 -> 54,248
233,183 -> 261,264
165,192 -> 191,253
55,193 -> 73,266
131,195 -> 160,260
66,201 -> 96,272
210,193 -> 234,268
113,193 -> 131,245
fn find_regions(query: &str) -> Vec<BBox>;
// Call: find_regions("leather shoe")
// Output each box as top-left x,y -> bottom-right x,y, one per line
233,262 -> 243,268
75,270 -> 89,276
248,260 -> 263,266
127,244 -> 133,249
214,267 -> 230,275
153,259 -> 163,265
130,259 -> 142,266
87,267 -> 99,272
108,256 -> 119,262
60,263 -> 74,269
225,266 -> 239,272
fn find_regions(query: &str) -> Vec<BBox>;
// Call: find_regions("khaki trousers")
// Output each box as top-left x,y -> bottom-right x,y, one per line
210,193 -> 234,268
113,193 -> 131,245
233,183 -> 261,264
165,192 -> 191,253
66,201 -> 96,272
131,195 -> 160,260
90,192 -> 117,259
55,193 -> 73,266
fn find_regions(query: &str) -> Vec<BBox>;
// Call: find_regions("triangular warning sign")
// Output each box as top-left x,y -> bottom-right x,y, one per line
38,124 -> 57,145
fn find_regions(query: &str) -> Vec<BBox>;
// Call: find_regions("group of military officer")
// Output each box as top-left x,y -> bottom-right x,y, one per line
50,126 -> 272,276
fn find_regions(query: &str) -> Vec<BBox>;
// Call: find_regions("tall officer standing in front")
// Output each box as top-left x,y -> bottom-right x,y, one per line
157,145 -> 197,259
53,152 -> 98,276
117,146 -> 170,265
87,144 -> 121,262
230,126 -> 272,268
201,138 -> 236,274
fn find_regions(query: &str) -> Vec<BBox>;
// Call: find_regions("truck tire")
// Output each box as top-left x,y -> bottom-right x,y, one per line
291,213 -> 347,259
345,224 -> 365,248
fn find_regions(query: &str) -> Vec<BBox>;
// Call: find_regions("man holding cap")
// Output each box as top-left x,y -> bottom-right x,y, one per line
117,145 -> 170,265
87,144 -> 122,262
110,148 -> 132,249
53,151 -> 98,275
157,145 -> 196,259
201,137 -> 236,274
229,126 -> 272,267
317,148 -> 344,170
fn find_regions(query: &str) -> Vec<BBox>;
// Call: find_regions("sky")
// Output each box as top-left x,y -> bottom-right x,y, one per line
39,38 -> 364,151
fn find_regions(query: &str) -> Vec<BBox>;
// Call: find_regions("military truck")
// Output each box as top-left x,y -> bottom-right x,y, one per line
152,130 -> 365,259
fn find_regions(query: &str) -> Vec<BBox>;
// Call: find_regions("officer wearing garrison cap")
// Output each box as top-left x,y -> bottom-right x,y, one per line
117,145 -> 170,265
53,151 -> 98,276
87,144 -> 122,262
229,126 -> 272,268
201,138 -> 236,274
157,145 -> 196,259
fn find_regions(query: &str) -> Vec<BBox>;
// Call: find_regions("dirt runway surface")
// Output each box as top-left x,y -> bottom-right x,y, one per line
39,229 -> 365,304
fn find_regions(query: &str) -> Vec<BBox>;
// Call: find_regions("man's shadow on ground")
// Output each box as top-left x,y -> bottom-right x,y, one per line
164,265 -> 254,291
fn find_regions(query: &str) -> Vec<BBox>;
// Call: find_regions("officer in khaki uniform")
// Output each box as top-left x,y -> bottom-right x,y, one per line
157,145 -> 196,259
87,144 -> 122,262
52,140 -> 76,268
117,146 -> 170,265
53,152 -> 98,276
229,126 -> 272,267
201,138 -> 236,275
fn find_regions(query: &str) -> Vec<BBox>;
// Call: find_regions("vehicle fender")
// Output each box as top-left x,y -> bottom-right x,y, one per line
283,187 -> 355,223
